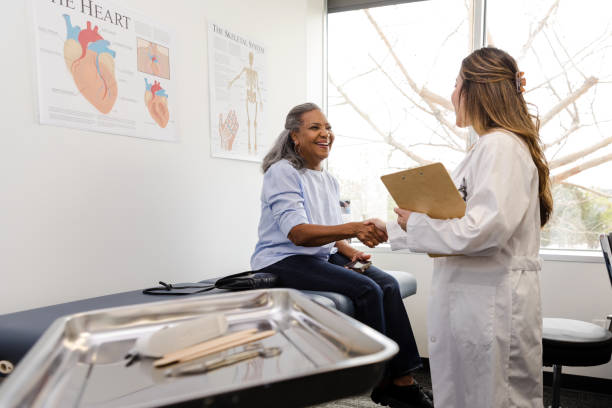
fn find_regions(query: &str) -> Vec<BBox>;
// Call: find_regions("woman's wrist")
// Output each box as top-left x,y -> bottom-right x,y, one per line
345,247 -> 358,259
335,238 -> 356,258
345,222 -> 360,239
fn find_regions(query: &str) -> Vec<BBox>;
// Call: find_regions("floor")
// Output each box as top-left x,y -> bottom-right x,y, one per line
308,367 -> 612,408
2,366 -> 611,407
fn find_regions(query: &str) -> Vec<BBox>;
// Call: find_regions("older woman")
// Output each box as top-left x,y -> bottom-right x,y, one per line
251,103 -> 432,408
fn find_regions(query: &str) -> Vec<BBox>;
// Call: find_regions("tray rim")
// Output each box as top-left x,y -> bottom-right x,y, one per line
0,288 -> 399,407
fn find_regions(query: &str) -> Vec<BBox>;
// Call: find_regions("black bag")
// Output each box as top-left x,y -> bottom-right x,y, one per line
142,271 -> 278,296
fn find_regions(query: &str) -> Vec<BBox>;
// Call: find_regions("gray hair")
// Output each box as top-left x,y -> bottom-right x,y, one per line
261,102 -> 321,173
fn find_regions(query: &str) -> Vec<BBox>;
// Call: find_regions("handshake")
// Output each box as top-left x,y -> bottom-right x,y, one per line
352,208 -> 414,248
353,218 -> 388,248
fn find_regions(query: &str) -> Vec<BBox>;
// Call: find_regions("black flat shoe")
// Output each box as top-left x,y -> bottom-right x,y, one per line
411,382 -> 433,401
422,385 -> 433,401
371,382 -> 434,408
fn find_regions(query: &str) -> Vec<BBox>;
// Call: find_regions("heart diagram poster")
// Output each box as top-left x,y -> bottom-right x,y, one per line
32,0 -> 176,141
208,22 -> 267,162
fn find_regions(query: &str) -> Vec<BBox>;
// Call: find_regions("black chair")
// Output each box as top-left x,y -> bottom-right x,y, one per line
542,233 -> 612,408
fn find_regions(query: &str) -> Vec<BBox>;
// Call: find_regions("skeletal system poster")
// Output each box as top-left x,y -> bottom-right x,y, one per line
208,22 -> 267,162
32,0 -> 176,141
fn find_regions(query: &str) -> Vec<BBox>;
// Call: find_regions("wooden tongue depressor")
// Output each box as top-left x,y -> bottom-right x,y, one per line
153,329 -> 257,367
154,329 -> 276,368
139,314 -> 228,358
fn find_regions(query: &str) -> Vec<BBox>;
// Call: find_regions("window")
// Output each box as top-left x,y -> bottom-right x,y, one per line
327,0 -> 612,250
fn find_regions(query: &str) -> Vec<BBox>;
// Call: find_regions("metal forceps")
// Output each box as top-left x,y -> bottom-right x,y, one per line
165,347 -> 282,377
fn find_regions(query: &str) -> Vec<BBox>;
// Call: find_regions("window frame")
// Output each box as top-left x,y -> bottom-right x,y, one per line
328,0 -> 428,14
324,0 -> 607,260
348,242 -> 605,263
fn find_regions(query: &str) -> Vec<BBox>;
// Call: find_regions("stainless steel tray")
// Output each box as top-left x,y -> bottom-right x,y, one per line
0,289 -> 398,407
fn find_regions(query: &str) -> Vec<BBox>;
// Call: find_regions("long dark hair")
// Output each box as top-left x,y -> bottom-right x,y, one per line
459,47 -> 553,227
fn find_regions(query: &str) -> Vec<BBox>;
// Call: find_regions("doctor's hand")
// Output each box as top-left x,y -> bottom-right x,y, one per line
394,207 -> 413,231
353,222 -> 387,248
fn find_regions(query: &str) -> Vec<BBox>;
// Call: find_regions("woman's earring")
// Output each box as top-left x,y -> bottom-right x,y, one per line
294,143 -> 301,155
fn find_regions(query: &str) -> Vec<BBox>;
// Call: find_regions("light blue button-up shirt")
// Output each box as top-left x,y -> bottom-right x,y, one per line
250,159 -> 344,271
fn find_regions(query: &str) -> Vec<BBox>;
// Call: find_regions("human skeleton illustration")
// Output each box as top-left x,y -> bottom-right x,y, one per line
228,52 -> 263,154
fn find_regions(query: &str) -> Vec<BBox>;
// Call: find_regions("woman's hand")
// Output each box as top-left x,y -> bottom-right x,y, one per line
350,251 -> 371,263
335,239 -> 371,262
394,207 -> 413,231
354,221 -> 388,248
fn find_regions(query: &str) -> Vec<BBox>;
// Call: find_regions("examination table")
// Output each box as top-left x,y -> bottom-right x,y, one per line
0,270 -> 417,375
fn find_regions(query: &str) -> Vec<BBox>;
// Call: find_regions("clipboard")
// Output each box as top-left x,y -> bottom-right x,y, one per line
381,162 -> 466,257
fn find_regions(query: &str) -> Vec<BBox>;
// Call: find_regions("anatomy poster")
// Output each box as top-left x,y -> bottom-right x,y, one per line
32,0 -> 176,141
208,22 -> 267,162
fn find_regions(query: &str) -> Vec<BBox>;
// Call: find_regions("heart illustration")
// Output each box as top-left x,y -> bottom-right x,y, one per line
148,49 -> 160,77
144,79 -> 170,128
63,14 -> 117,114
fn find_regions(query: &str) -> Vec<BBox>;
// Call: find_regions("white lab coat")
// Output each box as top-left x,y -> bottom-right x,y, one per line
387,129 -> 543,408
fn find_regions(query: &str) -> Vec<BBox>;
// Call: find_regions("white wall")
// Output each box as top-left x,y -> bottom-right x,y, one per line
3,0 -> 610,384
370,249 -> 612,380
0,0 -> 325,314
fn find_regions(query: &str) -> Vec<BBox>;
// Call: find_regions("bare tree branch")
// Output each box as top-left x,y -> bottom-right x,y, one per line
426,19 -> 465,88
561,181 -> 612,199
421,89 -> 455,113
369,56 -> 432,115
519,0 -> 560,59
329,5 -> 612,189
528,43 -> 612,92
363,9 -> 455,114
543,122 -> 582,151
550,135 -> 612,169
541,30 -> 581,121
333,133 -> 384,143
407,142 -> 464,151
341,68 -> 377,88
540,76 -> 598,126
368,55 -> 466,150
531,48 -> 577,121
551,27 -> 587,80
552,152 -> 612,183
329,74 -> 431,165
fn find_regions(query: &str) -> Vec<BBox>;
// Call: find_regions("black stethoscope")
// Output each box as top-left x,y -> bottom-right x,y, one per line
458,177 -> 468,202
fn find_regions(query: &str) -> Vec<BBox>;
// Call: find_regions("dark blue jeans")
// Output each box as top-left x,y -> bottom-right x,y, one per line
257,253 -> 422,378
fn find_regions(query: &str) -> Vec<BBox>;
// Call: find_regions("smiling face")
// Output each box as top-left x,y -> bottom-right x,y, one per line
291,109 -> 334,170
451,73 -> 468,127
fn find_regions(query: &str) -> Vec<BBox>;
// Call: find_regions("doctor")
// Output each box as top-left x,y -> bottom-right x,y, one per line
370,47 -> 553,407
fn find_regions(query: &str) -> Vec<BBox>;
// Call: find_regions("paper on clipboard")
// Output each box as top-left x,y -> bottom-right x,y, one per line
380,162 -> 466,257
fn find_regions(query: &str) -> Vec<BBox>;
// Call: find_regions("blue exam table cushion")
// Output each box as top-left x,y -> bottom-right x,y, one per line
0,271 -> 416,370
